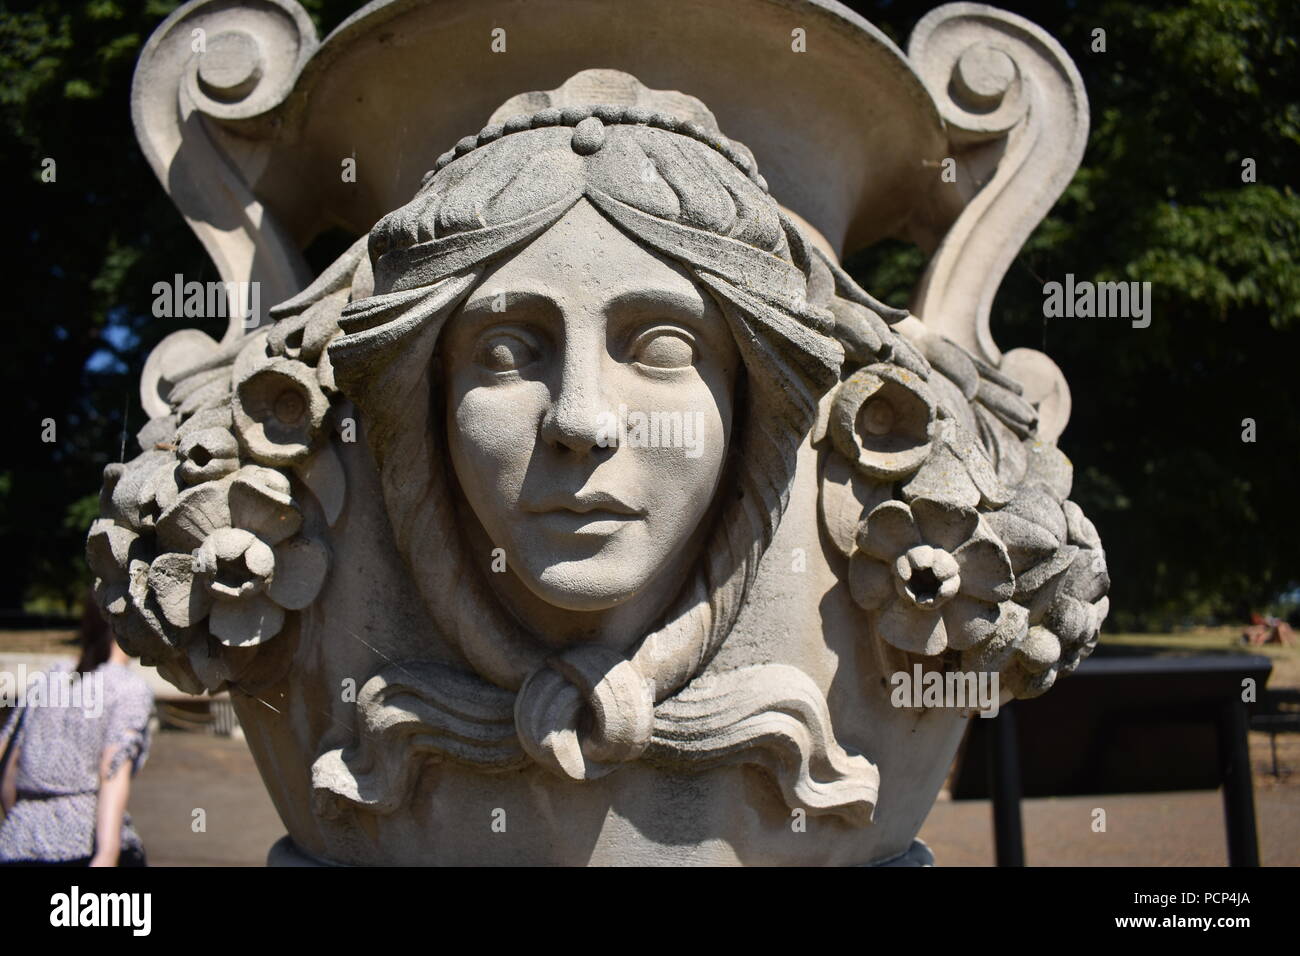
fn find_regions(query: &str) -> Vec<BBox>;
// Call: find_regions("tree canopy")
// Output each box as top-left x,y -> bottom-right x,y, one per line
1,0 -> 1296,628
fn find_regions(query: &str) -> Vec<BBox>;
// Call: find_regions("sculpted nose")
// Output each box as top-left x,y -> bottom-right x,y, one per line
540,346 -> 609,457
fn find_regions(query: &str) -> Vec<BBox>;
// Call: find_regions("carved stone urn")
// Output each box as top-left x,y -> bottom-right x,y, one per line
91,0 -> 1108,865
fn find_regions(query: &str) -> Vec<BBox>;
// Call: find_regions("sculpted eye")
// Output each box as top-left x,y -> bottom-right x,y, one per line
476,328 -> 540,373
630,326 -> 697,370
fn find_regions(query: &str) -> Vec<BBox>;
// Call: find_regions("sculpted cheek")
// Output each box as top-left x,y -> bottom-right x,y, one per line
622,379 -> 730,540
451,383 -> 547,497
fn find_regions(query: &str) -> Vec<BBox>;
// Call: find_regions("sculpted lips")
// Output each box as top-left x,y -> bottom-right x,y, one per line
522,490 -> 645,534
524,489 -> 643,515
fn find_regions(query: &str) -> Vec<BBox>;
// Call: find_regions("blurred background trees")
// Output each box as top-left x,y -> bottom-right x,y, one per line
1,0 -> 1296,628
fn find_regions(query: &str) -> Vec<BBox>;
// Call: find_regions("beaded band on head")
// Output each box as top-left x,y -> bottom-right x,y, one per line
424,105 -> 770,194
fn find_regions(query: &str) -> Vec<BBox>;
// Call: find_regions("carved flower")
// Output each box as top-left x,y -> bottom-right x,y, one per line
849,497 -> 1014,656
178,427 -> 240,485
901,418 -> 1012,510
829,364 -> 936,480
950,490 -> 1110,698
106,449 -> 179,530
147,464 -> 328,646
89,464 -> 196,675
1015,525 -> 1109,696
155,465 -> 293,550
233,357 -> 329,466
86,516 -> 141,619
148,526 -> 327,647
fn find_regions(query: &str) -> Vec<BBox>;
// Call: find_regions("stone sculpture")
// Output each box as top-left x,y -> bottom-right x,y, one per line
91,0 -> 1109,864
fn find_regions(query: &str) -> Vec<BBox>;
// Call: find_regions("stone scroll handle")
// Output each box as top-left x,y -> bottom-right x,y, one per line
907,3 -> 1089,442
132,0 -> 317,366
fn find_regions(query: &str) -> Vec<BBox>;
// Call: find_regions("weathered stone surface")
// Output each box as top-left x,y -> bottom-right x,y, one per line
93,0 -> 1109,865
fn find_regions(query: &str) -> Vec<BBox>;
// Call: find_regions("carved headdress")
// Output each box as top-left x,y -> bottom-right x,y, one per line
314,78 -> 894,819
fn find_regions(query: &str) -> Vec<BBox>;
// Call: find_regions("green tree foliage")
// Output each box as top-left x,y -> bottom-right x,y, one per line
2,0 -> 200,612
0,0 -> 355,612
0,0 -> 1295,628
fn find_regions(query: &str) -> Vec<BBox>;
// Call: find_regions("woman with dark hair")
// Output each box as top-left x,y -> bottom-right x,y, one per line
0,597 -> 154,866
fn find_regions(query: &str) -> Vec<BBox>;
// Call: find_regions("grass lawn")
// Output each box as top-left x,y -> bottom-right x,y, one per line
1102,625 -> 1300,688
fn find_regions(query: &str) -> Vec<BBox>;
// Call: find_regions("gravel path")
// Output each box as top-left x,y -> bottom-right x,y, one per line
120,729 -> 1299,866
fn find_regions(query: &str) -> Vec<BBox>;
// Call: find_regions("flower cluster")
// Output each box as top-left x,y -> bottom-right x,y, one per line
87,298 -> 347,694
821,326 -> 1108,701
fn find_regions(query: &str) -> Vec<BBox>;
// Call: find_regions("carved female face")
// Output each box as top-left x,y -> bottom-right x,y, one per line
442,198 -> 741,612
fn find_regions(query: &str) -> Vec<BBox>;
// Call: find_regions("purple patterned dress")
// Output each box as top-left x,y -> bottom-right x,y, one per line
0,661 -> 154,862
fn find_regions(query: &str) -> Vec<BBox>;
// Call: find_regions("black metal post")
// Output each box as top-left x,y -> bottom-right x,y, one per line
988,704 -> 1025,866
1217,697 -> 1260,866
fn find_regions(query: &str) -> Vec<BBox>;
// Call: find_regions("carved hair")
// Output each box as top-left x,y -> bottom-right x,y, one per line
328,113 -> 846,780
